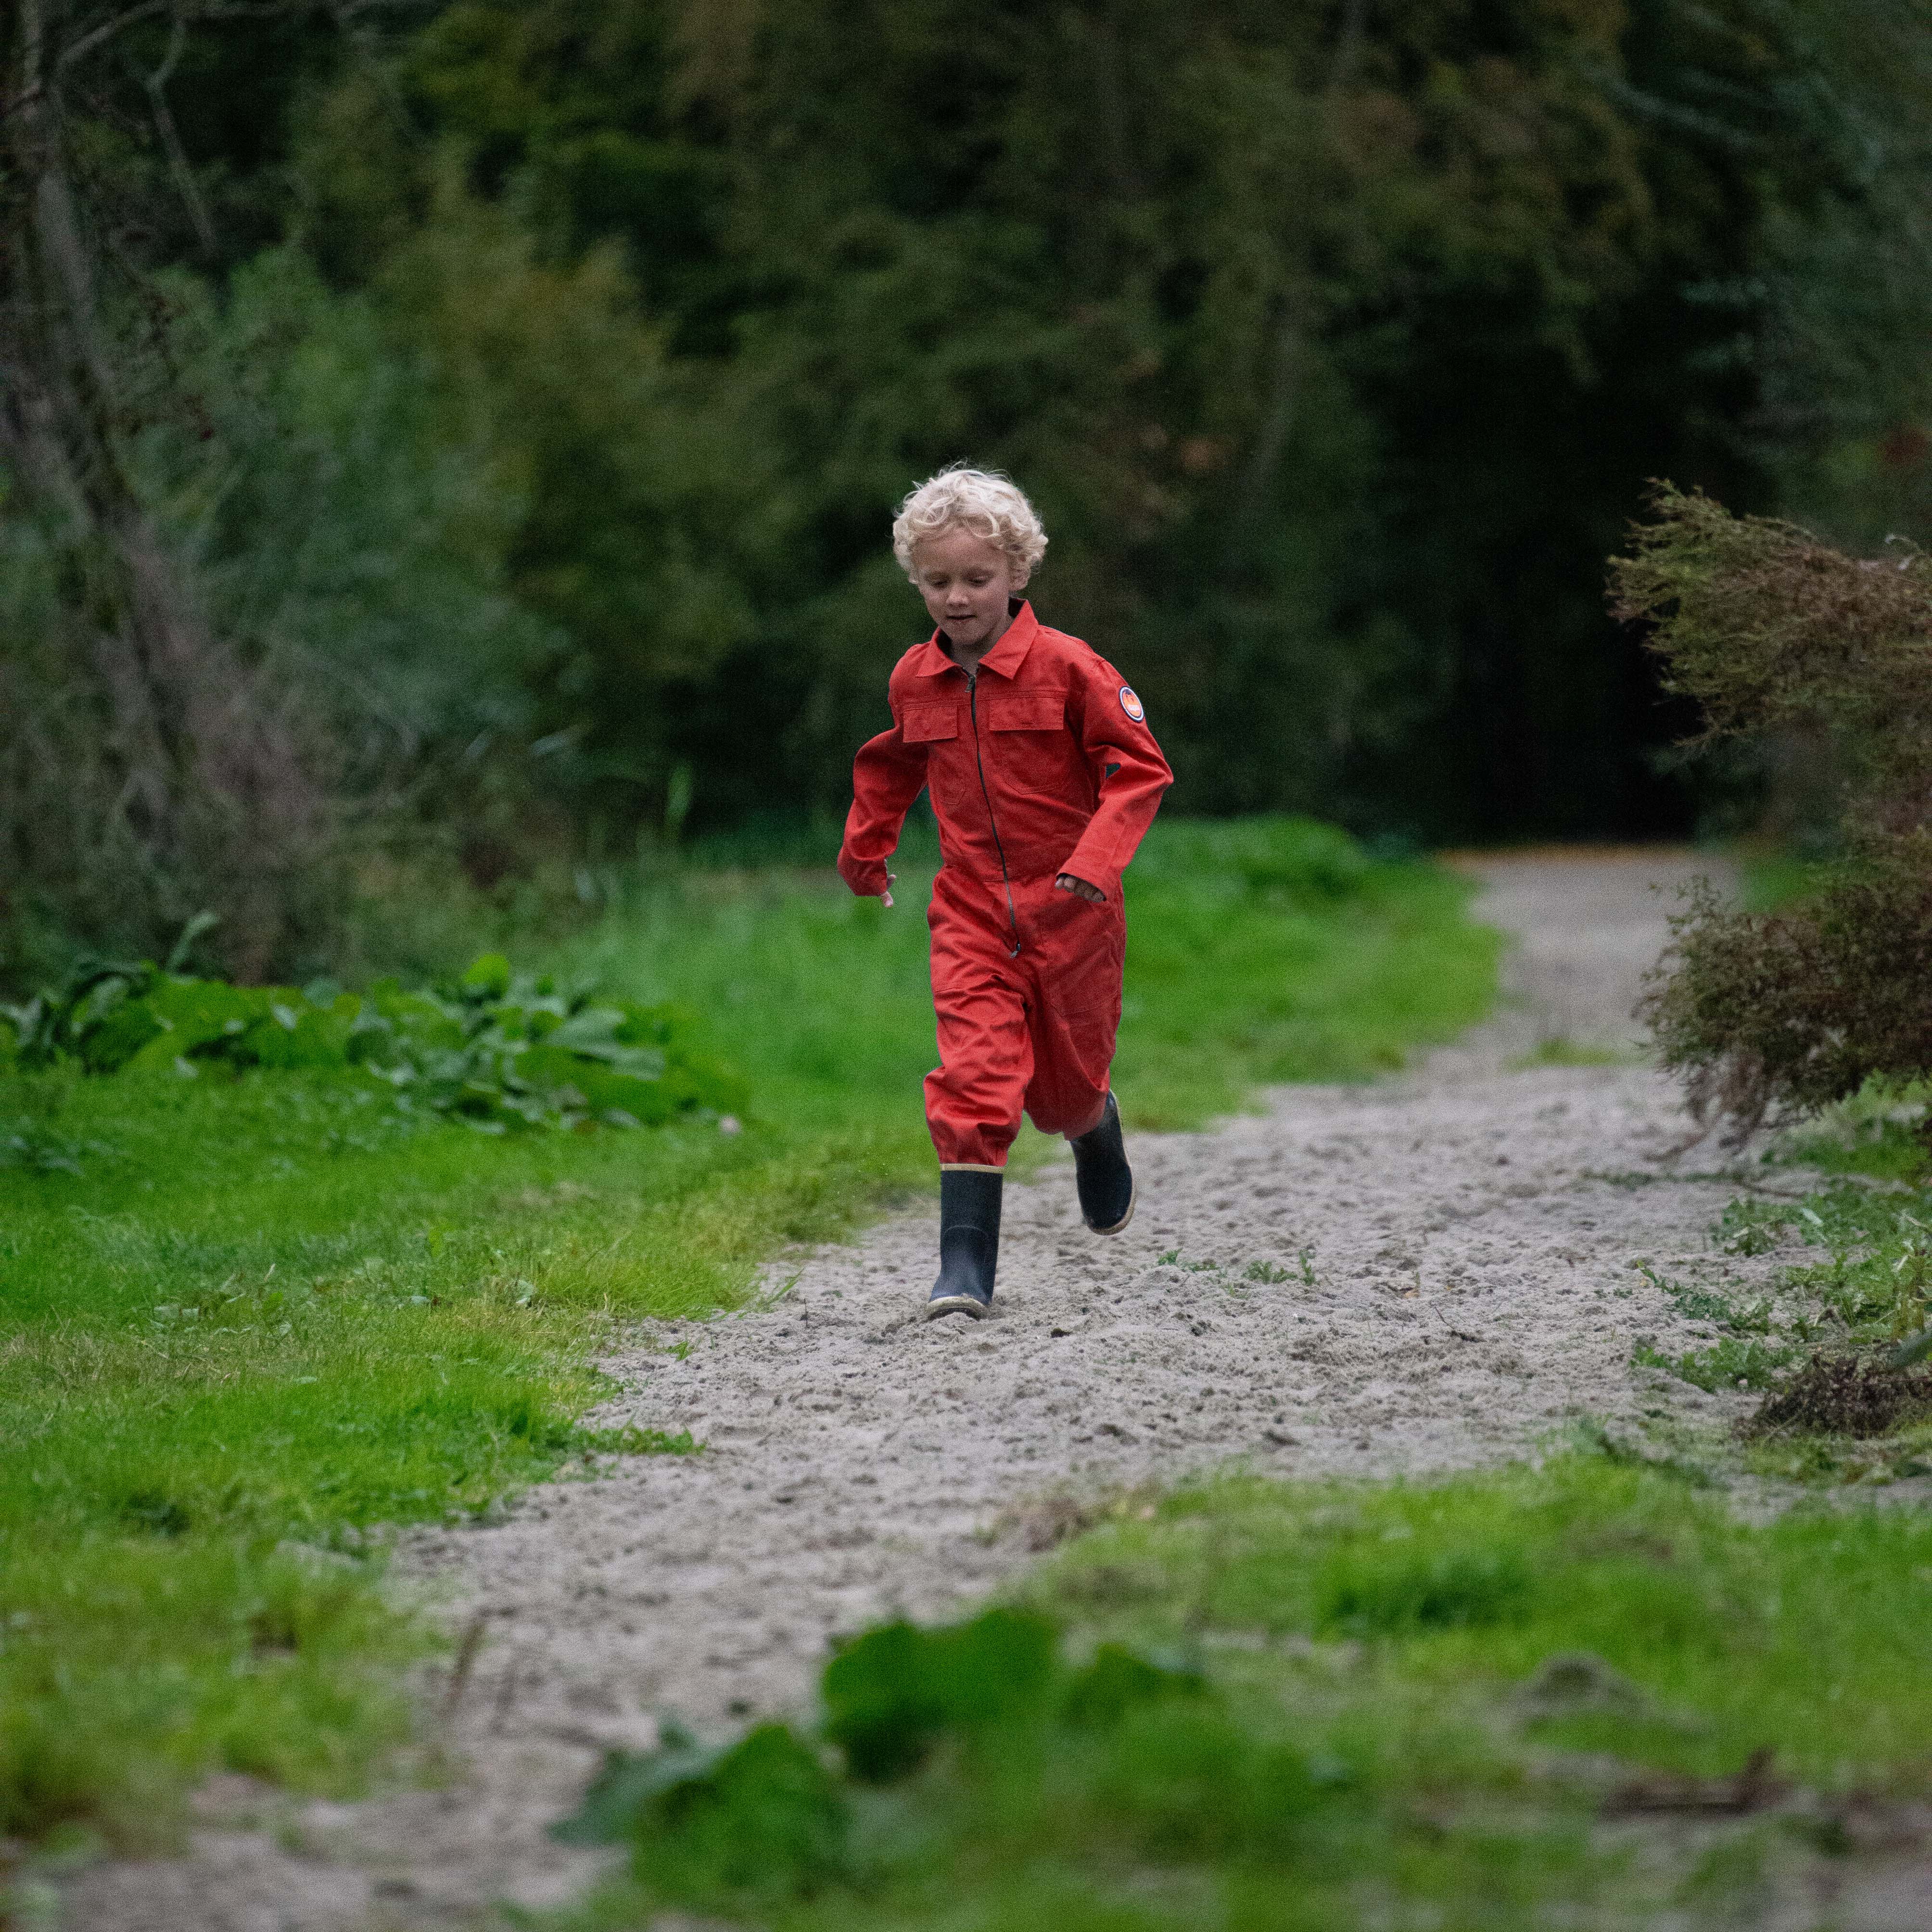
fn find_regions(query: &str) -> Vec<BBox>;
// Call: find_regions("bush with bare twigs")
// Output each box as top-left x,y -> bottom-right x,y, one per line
1612,486 -> 1932,1141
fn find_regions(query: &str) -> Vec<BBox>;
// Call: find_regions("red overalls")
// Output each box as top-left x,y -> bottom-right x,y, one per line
838,602 -> 1172,1170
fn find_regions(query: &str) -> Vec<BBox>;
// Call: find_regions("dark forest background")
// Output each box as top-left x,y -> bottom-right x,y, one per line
5,0 -> 1932,982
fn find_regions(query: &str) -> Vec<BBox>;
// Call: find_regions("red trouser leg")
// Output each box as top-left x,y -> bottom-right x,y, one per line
1018,878 -> 1121,1140
925,869 -> 1030,1167
923,873 -> 1124,1167
926,964 -> 1031,1169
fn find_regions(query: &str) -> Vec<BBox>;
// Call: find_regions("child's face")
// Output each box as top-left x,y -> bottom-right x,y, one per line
910,528 -> 1025,653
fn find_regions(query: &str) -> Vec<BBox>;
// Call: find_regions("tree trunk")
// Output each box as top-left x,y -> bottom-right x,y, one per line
0,0 -> 336,979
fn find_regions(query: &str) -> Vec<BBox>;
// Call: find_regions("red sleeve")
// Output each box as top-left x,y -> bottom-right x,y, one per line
837,698 -> 928,897
1058,656 -> 1172,901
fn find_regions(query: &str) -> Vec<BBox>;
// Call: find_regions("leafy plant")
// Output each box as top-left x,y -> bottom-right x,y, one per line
1634,1261 -> 1772,1334
558,1720 -> 852,1904
1633,1337 -> 1797,1393
555,1607 -> 1222,1907
0,950 -> 748,1135
820,1609 -> 1062,1782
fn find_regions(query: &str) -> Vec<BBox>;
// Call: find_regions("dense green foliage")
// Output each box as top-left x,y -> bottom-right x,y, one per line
271,0 -> 1932,843
6,3 -> 1932,975
0,946 -> 747,1131
0,820 -> 1494,1847
550,1455 -> 1932,1929
1612,488 -> 1932,1137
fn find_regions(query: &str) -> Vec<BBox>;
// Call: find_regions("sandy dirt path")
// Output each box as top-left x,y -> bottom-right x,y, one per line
70,849 -> 1815,1931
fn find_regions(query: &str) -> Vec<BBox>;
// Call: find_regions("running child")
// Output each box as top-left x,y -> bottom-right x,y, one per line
837,466 -> 1172,1320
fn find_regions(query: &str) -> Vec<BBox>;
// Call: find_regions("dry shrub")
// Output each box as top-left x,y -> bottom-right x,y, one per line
1610,486 -> 1932,807
1613,487 -> 1932,1141
1640,845 -> 1932,1139
1748,1351 -> 1932,1439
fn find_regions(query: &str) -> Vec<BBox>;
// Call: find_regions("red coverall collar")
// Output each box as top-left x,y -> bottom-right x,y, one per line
909,600 -> 1040,679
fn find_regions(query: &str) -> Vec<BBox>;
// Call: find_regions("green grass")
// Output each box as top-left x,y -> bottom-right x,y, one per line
1735,846 -> 1826,914
1632,1334 -> 1797,1393
1602,1167 -> 1932,1480
0,816 -> 1497,1849
1100,819 -> 1497,1125
548,1452 -> 1932,1930
558,815 -> 1499,1136
1505,1035 -> 1637,1070
1777,1086 -> 1932,1184
1032,1453 -> 1932,1784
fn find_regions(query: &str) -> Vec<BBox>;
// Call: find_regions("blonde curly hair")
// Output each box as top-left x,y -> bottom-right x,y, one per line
891,465 -> 1048,584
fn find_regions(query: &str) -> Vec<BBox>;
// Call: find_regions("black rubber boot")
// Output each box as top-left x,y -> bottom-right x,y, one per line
1070,1091 -> 1135,1234
925,1169 -> 1003,1320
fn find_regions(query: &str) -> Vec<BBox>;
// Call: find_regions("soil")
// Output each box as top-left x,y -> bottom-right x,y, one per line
57,851 -> 1932,1930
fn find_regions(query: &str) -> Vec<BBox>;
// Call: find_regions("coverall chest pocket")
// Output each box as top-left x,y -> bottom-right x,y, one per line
985,694 -> 1065,734
902,703 -> 959,743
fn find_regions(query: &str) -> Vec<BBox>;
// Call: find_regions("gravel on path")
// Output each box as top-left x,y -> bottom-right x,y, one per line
65,849 -> 1819,1930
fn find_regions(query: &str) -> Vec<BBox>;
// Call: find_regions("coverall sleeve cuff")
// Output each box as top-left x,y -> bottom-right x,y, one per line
1057,855 -> 1121,902
838,851 -> 890,897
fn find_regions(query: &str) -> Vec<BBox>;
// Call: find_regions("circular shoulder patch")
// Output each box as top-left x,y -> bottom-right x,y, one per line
1119,685 -> 1145,724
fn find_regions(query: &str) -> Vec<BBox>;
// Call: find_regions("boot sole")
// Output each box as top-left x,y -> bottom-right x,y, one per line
1085,1175 -> 1136,1237
925,1292 -> 991,1320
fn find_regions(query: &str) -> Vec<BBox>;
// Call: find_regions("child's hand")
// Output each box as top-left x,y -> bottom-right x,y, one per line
1054,872 -> 1106,904
880,870 -> 895,909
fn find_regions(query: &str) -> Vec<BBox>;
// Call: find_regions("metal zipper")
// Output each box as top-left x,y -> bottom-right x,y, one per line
966,669 -> 1022,957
